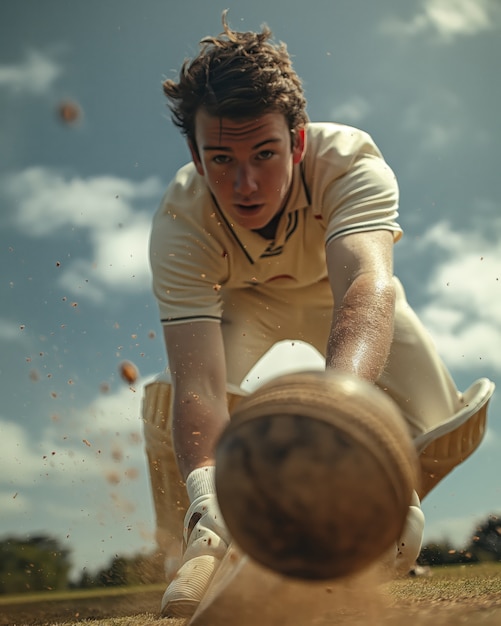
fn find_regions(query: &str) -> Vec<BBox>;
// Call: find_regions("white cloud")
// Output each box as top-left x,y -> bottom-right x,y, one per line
76,376 -> 152,437
4,168 -> 160,235
3,167 -> 164,302
0,50 -> 63,94
0,420 -> 48,488
57,214 -> 153,299
331,96 -> 371,124
415,221 -> 501,371
0,375 -> 155,491
425,0 -> 496,38
380,0 -> 500,43
0,318 -> 27,342
482,427 -> 499,449
0,378 -> 158,574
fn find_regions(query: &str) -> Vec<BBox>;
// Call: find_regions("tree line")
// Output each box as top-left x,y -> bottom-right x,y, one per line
1,513 -> 500,594
417,513 -> 501,567
0,535 -> 164,594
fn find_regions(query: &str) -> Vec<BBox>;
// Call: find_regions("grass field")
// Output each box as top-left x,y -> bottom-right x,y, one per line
1,563 -> 500,626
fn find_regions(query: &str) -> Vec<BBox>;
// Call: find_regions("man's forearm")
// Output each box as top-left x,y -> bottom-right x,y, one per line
172,393 -> 230,481
326,273 -> 395,382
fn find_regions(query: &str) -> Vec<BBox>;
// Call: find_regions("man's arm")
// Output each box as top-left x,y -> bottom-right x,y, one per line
326,229 -> 396,382
163,321 -> 229,481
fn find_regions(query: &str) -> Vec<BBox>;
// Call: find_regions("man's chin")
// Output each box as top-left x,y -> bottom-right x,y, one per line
229,209 -> 271,230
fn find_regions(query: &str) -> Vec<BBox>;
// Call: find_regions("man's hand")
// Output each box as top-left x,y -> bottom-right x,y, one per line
325,229 -> 396,382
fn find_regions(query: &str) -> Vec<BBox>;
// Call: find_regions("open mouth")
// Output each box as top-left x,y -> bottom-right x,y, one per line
236,203 -> 263,211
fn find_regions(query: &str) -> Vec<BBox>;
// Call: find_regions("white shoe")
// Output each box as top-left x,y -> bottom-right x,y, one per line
161,494 -> 230,618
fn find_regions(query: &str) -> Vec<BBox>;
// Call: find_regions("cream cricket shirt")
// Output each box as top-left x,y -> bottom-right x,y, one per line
150,122 -> 402,325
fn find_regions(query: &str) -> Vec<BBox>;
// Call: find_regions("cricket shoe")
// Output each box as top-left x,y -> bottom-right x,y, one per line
161,493 -> 231,618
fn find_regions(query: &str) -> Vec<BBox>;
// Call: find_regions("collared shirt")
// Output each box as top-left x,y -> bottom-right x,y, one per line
150,122 -> 402,325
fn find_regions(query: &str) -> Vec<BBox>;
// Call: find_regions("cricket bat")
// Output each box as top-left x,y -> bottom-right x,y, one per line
188,543 -> 377,626
188,544 -> 274,626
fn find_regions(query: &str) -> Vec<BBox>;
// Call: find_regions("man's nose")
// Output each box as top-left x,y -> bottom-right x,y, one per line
234,164 -> 258,195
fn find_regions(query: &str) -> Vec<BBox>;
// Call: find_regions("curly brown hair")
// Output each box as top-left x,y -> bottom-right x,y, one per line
163,11 -> 308,144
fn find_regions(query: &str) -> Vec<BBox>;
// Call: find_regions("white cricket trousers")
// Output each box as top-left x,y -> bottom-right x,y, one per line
220,276 -> 462,437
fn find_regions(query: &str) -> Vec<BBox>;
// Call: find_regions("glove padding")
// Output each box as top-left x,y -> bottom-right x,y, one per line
394,490 -> 425,576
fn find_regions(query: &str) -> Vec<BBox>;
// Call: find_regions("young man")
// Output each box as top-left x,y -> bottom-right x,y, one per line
145,13 -> 493,619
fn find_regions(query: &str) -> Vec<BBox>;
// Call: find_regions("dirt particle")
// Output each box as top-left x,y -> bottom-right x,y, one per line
111,447 -> 123,462
119,360 -> 139,384
125,467 -> 139,480
57,100 -> 82,125
106,471 -> 121,485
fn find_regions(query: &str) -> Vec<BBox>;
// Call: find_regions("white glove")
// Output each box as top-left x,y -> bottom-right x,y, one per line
394,490 -> 425,576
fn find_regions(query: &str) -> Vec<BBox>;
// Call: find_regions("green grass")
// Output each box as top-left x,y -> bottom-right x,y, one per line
387,562 -> 501,602
38,618 -> 176,626
0,583 -> 165,606
1,563 -> 500,626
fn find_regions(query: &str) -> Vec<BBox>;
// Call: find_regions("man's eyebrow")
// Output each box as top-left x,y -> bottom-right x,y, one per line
202,138 -> 283,151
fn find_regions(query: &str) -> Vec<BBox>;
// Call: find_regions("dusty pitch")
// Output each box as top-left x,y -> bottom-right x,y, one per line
2,563 -> 500,626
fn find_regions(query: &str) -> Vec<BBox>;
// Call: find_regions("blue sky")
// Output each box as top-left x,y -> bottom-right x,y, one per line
1,0 -> 500,579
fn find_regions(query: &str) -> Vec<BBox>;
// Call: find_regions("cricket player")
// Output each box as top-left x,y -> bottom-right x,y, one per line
143,12 -> 494,618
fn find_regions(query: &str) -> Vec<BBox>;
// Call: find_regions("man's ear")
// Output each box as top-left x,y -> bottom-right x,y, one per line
188,139 -> 204,176
292,127 -> 306,164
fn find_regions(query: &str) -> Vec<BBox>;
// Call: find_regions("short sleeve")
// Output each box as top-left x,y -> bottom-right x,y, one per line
323,151 -> 402,246
149,174 -> 229,325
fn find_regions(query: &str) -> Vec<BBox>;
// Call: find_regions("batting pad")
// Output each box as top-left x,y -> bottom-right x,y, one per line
142,379 -> 188,563
142,374 -> 246,567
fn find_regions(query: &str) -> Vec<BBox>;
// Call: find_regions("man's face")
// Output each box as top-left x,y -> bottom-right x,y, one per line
190,109 -> 305,230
